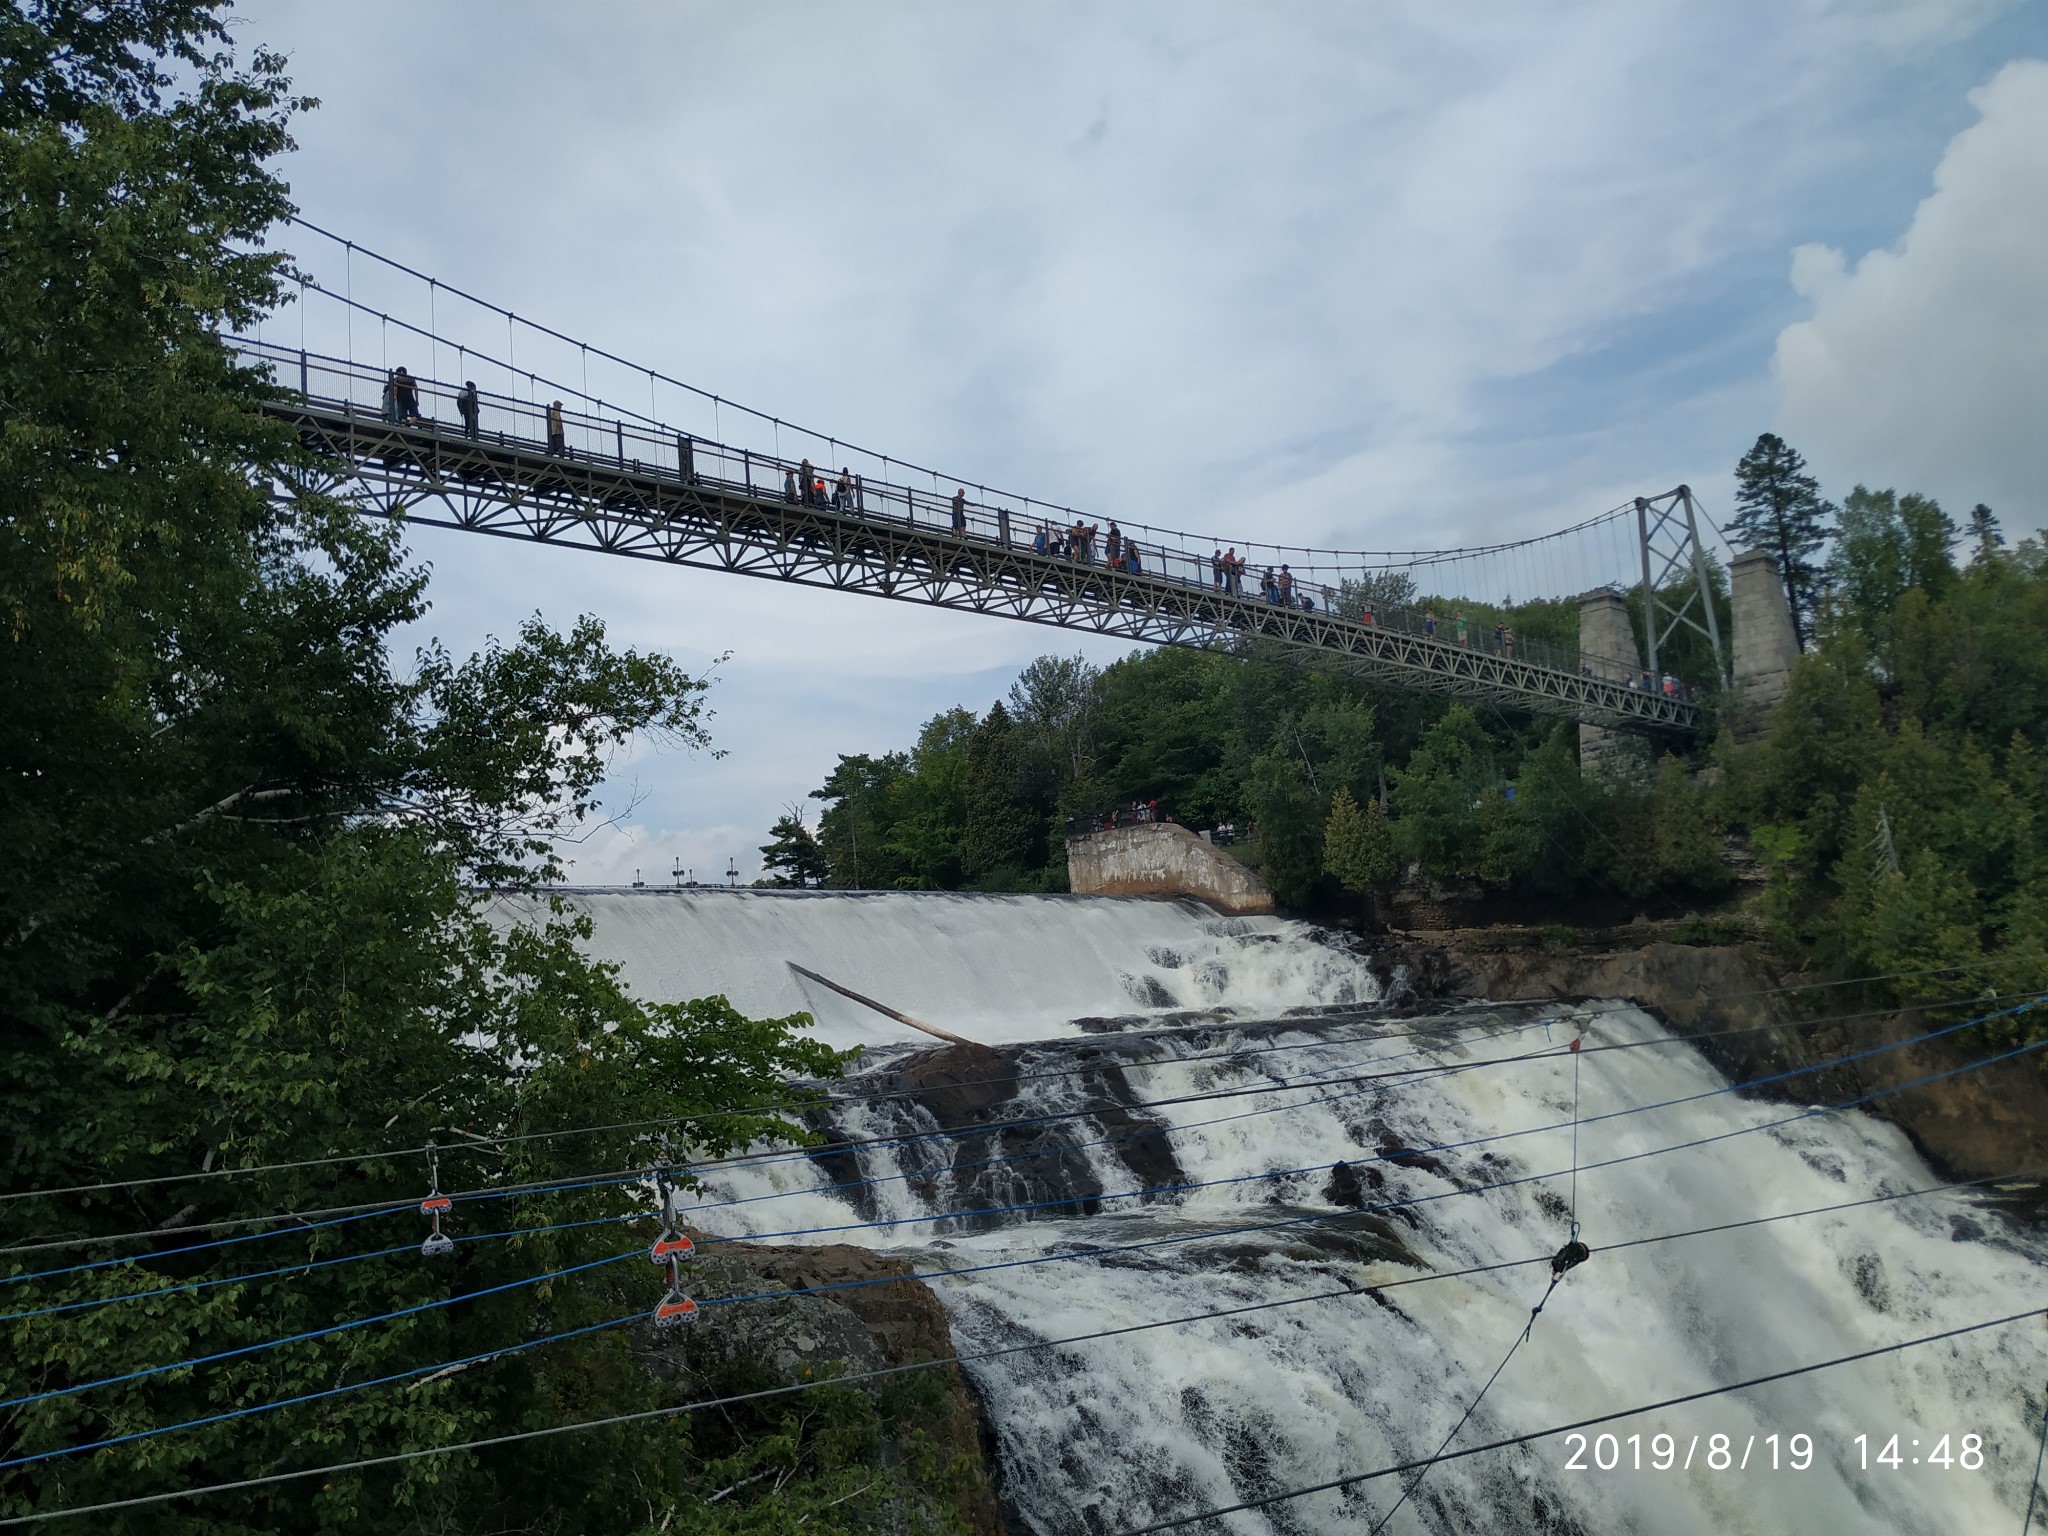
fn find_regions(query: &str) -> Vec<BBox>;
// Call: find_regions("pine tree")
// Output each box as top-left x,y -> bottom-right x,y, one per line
1728,433 -> 1835,650
759,803 -> 830,886
1968,503 -> 2004,563
1323,786 -> 1396,892
961,701 -> 1040,881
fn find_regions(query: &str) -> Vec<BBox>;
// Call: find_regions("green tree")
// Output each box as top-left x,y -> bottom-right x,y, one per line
1006,652 -> 1101,783
961,701 -> 1041,882
1828,486 -> 1958,662
0,8 -> 916,1529
1388,705 -> 1501,880
810,750 -> 912,889
1245,747 -> 1325,907
1648,757 -> 1730,893
1323,786 -> 1396,893
759,803 -> 830,887
1728,433 -> 1835,650
1968,503 -> 2004,563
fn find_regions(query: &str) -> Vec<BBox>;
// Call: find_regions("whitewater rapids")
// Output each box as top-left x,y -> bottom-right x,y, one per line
547,888 -> 2048,1534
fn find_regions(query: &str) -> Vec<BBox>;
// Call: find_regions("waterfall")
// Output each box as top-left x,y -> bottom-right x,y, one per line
501,888 -> 1382,1048
561,889 -> 2048,1533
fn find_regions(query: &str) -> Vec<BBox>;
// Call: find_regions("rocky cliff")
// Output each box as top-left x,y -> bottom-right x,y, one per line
634,1239 -> 1005,1536
1435,936 -> 2048,1182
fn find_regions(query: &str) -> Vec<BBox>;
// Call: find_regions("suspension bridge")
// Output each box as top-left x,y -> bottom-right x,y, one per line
239,220 -> 1769,738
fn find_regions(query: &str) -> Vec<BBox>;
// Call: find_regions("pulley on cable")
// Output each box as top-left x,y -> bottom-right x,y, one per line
418,1143 -> 454,1258
650,1160 -> 699,1327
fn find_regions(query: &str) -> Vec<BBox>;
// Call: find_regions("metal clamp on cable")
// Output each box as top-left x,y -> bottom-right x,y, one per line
1550,1239 -> 1591,1280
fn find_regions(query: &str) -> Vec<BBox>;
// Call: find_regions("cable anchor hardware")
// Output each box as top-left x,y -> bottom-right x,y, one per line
418,1144 -> 454,1259
1550,1239 -> 1591,1280
649,1162 -> 698,1328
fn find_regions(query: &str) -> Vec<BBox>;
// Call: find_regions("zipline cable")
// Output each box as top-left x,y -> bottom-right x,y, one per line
10,1020 -> 2041,1450
1111,1307 -> 2048,1535
0,1021 -> 1561,1325
8,1167 -> 2039,1525
8,953 -> 2013,1212
1364,1031 -> 1588,1536
0,1014 -> 1571,1274
0,1006 -> 1543,1204
2025,1368 -> 2048,1536
8,986 -> 2042,1278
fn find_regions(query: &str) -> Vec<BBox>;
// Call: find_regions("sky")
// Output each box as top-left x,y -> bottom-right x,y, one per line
236,0 -> 2047,884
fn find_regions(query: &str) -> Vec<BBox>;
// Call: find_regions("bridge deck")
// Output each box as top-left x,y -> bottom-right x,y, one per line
261,381 -> 1698,736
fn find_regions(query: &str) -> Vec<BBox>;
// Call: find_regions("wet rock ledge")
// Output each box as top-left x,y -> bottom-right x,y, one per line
634,1239 -> 1006,1536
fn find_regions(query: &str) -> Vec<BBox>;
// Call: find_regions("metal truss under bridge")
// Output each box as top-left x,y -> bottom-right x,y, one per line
250,341 -> 1699,737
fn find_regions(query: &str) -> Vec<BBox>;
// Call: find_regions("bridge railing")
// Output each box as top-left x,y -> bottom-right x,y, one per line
230,338 -> 1703,700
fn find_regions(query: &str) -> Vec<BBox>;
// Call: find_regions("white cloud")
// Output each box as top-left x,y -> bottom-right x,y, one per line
1773,58 -> 2048,531
241,0 -> 2038,872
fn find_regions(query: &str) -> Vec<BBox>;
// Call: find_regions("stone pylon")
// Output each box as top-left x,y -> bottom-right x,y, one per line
1728,548 -> 1799,738
1577,586 -> 1644,775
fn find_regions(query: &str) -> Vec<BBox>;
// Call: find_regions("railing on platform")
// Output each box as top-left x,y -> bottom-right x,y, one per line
227,337 -> 1708,702
1063,807 -> 1178,837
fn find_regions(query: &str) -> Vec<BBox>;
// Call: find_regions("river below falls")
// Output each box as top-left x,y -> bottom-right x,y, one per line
529,887 -> 2048,1534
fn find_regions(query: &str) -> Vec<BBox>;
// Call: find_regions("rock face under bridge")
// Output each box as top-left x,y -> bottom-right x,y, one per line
1064,822 -> 1276,914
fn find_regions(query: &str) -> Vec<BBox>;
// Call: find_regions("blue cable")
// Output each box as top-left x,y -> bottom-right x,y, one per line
13,1023 -> 2040,1474
0,1241 -> 418,1326
0,1012 -> 1494,1283
2,1017 -> 1551,1317
9,999 -> 2033,1428
0,1312 -> 641,1471
0,1246 -> 640,1412
1,1208 -> 399,1289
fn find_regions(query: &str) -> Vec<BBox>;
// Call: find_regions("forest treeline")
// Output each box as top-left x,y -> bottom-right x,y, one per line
767,463 -> 2048,1014
2,6 -> 988,1531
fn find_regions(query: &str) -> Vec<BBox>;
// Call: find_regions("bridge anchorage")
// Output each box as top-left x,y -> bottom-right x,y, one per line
235,223 -> 1798,741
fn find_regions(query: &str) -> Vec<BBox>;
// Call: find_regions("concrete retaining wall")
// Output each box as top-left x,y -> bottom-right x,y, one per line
1064,823 -> 1276,914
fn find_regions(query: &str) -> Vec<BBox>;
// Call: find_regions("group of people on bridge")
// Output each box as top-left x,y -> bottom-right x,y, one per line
785,459 -> 858,513
355,361 -> 1700,707
1028,516 -> 1148,575
378,364 -> 512,445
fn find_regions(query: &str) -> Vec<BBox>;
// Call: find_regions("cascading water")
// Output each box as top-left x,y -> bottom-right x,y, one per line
558,889 -> 2048,1533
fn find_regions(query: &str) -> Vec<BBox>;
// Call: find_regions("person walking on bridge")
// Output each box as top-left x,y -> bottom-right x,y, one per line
456,380 -> 480,437
784,468 -> 800,504
546,399 -> 566,456
952,488 -> 967,535
393,367 -> 421,423
834,469 -> 854,511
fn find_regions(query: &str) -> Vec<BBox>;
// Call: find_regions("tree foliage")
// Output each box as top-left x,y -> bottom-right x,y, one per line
1323,787 -> 1396,893
0,8 -> 959,1530
1728,432 -> 1835,650
759,804 -> 830,887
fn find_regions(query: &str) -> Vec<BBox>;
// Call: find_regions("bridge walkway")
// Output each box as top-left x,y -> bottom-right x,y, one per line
241,340 -> 1700,735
